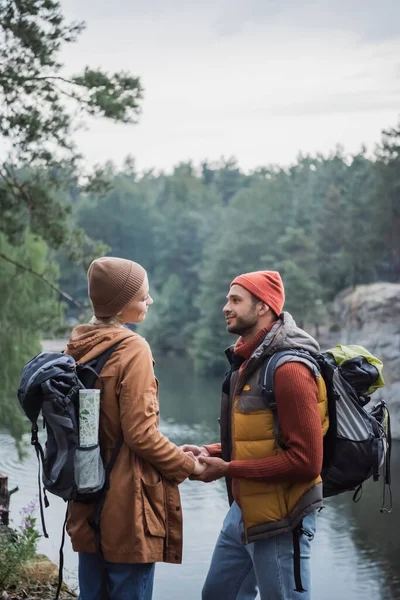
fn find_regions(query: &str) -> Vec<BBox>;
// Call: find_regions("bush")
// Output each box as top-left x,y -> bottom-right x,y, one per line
0,502 -> 41,590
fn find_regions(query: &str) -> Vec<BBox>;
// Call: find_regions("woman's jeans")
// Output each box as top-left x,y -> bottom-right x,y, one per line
78,552 -> 155,600
202,501 -> 317,600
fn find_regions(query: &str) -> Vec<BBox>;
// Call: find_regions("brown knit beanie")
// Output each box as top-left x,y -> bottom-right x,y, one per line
87,257 -> 146,318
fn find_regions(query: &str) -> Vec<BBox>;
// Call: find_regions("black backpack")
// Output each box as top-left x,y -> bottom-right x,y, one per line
17,341 -> 122,599
259,346 -> 392,511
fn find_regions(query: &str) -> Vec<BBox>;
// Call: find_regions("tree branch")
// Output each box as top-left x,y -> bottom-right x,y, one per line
0,252 -> 84,308
0,164 -> 35,210
7,74 -> 92,90
28,75 -> 81,86
57,85 -> 86,103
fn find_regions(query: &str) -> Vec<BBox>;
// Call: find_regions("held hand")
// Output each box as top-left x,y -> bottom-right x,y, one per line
192,458 -> 208,476
180,444 -> 210,458
195,456 -> 230,483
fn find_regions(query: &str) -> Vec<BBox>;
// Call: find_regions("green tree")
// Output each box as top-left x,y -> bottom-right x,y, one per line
0,0 -> 143,270
375,120 -> 400,279
0,233 -> 58,439
316,185 -> 350,299
342,152 -> 382,286
273,227 -> 322,327
140,164 -> 223,352
191,180 -> 287,374
140,274 -> 193,355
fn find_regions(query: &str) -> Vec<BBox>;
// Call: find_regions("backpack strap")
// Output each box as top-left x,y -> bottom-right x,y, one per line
31,428 -> 49,538
54,505 -> 68,600
79,340 -> 124,388
259,350 -> 293,450
377,400 -> 393,514
292,521 -> 306,593
259,349 -> 320,450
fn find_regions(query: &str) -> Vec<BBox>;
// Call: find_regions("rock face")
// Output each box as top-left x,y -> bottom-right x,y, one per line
331,282 -> 400,439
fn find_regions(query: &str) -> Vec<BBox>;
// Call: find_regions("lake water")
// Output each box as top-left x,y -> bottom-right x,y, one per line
1,357 -> 399,600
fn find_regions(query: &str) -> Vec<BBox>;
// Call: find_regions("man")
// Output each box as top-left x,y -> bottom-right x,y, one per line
183,271 -> 328,600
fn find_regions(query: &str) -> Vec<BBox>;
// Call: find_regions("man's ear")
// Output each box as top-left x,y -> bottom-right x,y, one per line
258,302 -> 270,316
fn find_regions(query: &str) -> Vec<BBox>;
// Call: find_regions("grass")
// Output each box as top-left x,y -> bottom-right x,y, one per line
2,554 -> 77,598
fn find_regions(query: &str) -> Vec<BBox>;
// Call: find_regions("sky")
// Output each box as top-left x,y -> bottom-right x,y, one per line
60,0 -> 400,173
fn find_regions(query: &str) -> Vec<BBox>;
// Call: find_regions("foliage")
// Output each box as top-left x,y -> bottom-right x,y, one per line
0,502 -> 41,589
0,0 -> 143,264
0,233 -> 59,438
375,122 -> 400,278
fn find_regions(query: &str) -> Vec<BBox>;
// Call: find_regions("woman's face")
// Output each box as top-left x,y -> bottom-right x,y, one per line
119,274 -> 153,324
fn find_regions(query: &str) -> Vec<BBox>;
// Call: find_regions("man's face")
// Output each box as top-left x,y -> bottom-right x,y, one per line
223,284 -> 260,336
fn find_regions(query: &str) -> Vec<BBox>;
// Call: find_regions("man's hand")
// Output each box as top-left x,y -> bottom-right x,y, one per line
180,444 -> 210,458
193,456 -> 229,482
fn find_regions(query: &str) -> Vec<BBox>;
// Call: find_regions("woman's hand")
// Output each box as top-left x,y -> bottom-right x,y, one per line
180,444 -> 210,458
192,457 -> 208,476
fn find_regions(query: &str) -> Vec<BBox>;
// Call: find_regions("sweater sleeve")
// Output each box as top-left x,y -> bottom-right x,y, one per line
119,338 -> 195,483
227,361 -> 323,482
204,443 -> 222,457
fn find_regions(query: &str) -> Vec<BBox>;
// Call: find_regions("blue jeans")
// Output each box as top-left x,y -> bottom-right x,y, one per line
202,501 -> 316,600
78,552 -> 155,600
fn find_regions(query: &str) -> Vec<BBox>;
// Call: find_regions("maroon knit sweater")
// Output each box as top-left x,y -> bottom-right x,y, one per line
205,323 -> 323,500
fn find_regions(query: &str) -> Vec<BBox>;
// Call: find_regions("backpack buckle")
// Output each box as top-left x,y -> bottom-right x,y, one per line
31,425 -> 39,445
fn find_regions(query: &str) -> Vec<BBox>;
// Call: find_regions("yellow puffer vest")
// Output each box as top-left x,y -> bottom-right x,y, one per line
221,312 -> 329,543
233,361 -> 328,542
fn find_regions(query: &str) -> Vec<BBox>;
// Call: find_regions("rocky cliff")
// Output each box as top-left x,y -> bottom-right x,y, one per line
329,282 -> 400,438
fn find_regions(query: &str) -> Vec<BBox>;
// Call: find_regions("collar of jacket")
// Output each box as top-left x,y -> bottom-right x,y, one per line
224,346 -> 245,371
225,311 -> 321,393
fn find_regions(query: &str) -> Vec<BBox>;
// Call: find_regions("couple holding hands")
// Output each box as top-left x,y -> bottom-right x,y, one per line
66,256 -> 325,600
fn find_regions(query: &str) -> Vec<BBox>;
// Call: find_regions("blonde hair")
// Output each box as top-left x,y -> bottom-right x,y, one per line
89,314 -> 125,328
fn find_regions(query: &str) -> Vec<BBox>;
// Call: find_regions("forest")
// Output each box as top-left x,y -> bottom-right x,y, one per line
1,0 -> 399,436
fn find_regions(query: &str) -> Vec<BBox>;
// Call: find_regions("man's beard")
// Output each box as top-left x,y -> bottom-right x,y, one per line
227,309 -> 258,336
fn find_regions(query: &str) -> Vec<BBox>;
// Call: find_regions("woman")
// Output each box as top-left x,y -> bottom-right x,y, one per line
65,256 -> 204,600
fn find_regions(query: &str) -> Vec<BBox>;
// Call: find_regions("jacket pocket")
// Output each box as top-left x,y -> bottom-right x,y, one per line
237,395 -> 266,413
141,478 -> 166,537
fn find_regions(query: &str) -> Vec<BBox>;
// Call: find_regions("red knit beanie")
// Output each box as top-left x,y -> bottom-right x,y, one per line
231,271 -> 285,316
